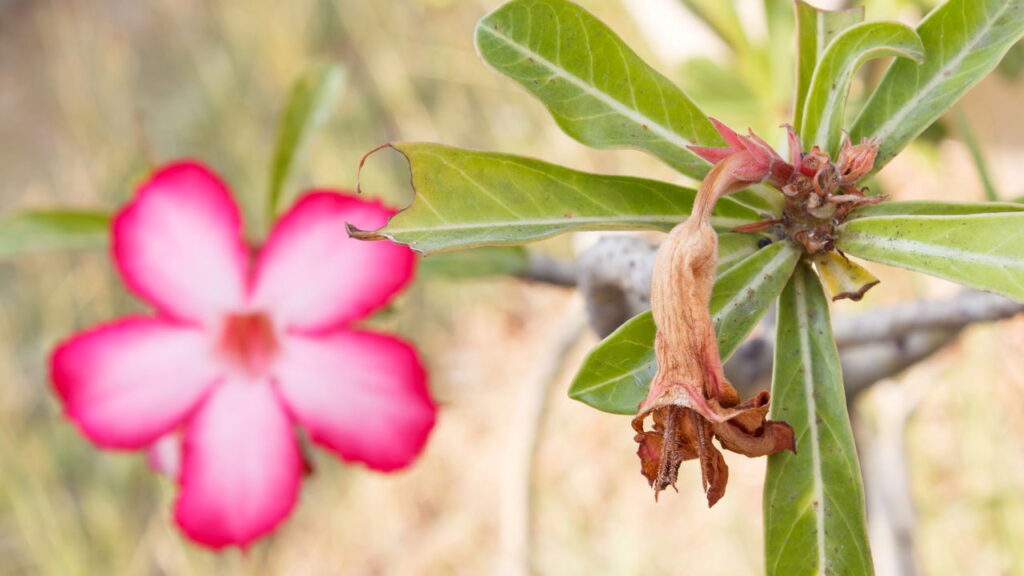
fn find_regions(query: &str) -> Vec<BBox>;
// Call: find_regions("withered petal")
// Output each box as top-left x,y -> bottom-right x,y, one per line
713,418 -> 796,458
635,431 -> 665,488
703,442 -> 729,507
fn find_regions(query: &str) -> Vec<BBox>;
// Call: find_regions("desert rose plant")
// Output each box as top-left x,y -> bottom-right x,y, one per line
351,0 -> 1024,573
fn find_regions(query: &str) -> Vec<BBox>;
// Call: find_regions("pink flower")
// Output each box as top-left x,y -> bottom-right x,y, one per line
50,161 -> 436,548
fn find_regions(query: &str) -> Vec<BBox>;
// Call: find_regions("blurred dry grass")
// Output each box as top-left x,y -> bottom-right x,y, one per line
1,0 -> 1023,575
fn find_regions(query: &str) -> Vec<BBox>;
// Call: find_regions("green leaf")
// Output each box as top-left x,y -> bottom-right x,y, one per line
793,1 -> 864,127
420,246 -> 529,278
475,0 -> 721,179
711,240 -> 801,358
568,240 -> 800,414
0,210 -> 111,258
568,311 -> 657,416
848,200 -> 1024,218
268,63 -> 345,219
851,0 -> 1024,175
678,0 -> 750,53
764,263 -> 873,576
800,22 -> 924,155
351,143 -> 760,254
838,212 -> 1024,301
716,232 -> 762,273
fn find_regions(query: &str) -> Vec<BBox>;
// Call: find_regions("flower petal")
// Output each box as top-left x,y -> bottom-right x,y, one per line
174,379 -> 301,548
275,329 -> 435,472
148,433 -> 182,480
51,317 -> 218,449
113,161 -> 248,323
250,192 -> 415,331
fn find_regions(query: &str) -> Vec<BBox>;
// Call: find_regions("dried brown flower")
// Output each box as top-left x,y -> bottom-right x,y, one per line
635,151 -> 796,506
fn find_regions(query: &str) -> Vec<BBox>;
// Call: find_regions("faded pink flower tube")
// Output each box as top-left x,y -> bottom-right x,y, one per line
50,161 -> 436,548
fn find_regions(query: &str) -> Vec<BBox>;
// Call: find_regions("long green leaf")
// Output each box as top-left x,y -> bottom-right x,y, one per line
793,1 -> 864,127
475,0 -> 721,179
765,264 -> 873,576
568,240 -> 799,414
267,63 -> 345,219
838,213 -> 1024,301
0,210 -> 110,258
851,0 -> 1024,174
801,22 -> 923,155
352,143 -> 760,254
848,200 -> 1024,218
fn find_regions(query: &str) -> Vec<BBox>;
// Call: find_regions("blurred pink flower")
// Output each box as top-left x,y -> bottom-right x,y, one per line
50,161 -> 436,548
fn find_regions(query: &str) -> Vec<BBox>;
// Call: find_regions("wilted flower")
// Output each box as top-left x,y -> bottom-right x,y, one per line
635,152 -> 795,506
635,119 -> 883,504
51,162 -> 436,548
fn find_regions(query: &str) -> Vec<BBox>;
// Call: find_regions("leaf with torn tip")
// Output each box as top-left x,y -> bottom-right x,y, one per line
350,143 -> 760,254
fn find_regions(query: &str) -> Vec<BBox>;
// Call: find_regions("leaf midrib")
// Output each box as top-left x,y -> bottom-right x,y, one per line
793,269 -> 828,574
711,244 -> 797,326
862,0 -> 1012,143
477,24 -> 695,152
388,215 -> 756,234
569,320 -> 654,397
841,230 -> 1024,269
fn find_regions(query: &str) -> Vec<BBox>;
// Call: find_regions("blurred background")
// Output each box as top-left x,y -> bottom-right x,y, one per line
1,0 -> 1023,574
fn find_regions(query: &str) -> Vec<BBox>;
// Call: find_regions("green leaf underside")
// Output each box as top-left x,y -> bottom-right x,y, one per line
0,210 -> 111,258
851,0 -> 1024,175
838,212 -> 1024,301
268,64 -> 345,219
801,21 -> 923,155
848,200 -> 1024,218
475,0 -> 721,180
794,1 -> 864,128
568,240 -> 800,414
353,143 -> 760,254
764,264 -> 873,576
420,246 -> 529,278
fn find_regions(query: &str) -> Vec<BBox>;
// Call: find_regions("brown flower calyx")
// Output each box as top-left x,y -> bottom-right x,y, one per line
694,120 -> 885,255
636,149 -> 796,506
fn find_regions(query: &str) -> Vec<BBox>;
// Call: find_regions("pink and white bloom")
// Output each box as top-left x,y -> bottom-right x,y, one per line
51,161 -> 436,548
